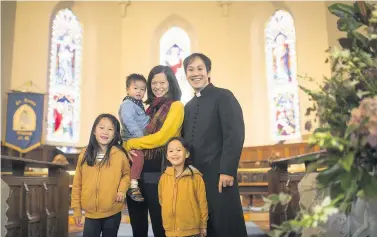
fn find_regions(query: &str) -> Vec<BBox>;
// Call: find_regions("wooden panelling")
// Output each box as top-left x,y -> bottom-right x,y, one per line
1,156 -> 69,237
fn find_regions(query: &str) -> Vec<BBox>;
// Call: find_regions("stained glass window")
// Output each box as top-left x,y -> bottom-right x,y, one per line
47,9 -> 82,144
265,10 -> 301,141
160,26 -> 193,104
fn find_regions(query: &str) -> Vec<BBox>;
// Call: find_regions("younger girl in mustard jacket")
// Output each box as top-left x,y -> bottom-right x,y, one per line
158,137 -> 208,237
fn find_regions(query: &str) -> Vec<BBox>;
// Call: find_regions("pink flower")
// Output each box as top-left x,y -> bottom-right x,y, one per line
347,96 -> 377,142
369,115 -> 377,135
367,135 -> 377,147
359,96 -> 377,118
349,108 -> 362,126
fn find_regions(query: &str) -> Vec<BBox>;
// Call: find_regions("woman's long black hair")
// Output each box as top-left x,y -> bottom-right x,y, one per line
162,136 -> 193,176
145,65 -> 182,104
81,113 -> 128,167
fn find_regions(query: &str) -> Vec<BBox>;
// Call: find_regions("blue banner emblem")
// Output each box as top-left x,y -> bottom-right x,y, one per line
4,91 -> 45,153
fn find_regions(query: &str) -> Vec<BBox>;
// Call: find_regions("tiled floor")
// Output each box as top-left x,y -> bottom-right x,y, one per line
68,209 -> 269,237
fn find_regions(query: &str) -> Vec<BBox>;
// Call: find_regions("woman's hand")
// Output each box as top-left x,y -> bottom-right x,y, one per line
74,216 -> 83,227
115,192 -> 125,202
200,228 -> 207,237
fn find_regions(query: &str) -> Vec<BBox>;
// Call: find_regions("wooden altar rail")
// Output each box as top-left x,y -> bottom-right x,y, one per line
1,155 -> 69,237
240,142 -> 320,167
1,144 -> 61,162
267,151 -> 326,230
237,143 -> 320,207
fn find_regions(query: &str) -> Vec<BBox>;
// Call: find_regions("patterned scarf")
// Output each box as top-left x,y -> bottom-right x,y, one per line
144,97 -> 173,160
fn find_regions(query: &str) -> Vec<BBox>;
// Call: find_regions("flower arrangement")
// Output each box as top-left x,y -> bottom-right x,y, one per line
265,2 -> 377,236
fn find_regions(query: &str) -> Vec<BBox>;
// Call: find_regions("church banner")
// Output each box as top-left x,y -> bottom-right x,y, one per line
4,91 -> 45,153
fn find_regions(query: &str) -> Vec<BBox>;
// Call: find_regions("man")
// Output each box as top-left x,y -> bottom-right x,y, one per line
182,53 -> 247,237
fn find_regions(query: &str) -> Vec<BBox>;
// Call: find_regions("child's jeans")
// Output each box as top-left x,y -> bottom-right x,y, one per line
131,150 -> 144,180
168,235 -> 200,237
83,212 -> 121,237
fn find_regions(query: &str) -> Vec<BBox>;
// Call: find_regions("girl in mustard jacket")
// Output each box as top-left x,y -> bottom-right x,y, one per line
71,114 -> 131,237
158,137 -> 208,237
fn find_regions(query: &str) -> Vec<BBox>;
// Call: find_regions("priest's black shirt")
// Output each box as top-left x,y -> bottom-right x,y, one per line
183,83 -> 245,177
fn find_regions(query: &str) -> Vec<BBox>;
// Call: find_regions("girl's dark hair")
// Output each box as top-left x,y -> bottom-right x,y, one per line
162,136 -> 193,176
145,65 -> 182,104
81,113 -> 128,167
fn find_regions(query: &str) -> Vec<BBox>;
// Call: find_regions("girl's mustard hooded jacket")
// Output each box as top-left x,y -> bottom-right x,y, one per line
158,166 -> 208,236
71,146 -> 130,219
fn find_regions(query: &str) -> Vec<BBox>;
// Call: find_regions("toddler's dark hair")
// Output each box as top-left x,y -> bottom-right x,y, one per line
126,73 -> 147,88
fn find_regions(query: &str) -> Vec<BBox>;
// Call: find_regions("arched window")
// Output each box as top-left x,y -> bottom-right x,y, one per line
265,10 -> 301,141
160,26 -> 193,104
46,9 -> 82,144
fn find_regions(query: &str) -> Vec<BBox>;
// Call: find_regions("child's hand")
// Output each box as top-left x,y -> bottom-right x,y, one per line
115,192 -> 125,202
74,216 -> 83,227
129,150 -> 138,157
200,228 -> 207,237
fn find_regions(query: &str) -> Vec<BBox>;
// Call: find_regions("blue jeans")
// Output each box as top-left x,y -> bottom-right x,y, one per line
83,212 -> 121,237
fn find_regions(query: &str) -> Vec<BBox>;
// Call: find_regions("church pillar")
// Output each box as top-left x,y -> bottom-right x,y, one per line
1,1 -> 17,140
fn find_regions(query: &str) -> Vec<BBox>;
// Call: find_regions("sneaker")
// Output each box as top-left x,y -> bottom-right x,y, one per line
127,187 -> 144,202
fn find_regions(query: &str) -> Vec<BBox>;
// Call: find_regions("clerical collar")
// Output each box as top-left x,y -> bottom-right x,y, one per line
124,96 -> 144,110
195,83 -> 214,97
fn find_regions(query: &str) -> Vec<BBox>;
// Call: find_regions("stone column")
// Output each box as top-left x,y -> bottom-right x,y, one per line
298,173 -> 326,237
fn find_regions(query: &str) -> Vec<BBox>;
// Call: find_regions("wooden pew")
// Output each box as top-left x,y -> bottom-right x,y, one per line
1,155 -> 70,237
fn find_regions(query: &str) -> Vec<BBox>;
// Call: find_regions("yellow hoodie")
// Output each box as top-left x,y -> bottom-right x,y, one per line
158,166 -> 208,237
124,101 -> 184,151
71,146 -> 130,219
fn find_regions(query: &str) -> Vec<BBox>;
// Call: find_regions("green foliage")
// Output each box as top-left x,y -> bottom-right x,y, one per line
266,2 -> 377,236
302,0 -> 377,215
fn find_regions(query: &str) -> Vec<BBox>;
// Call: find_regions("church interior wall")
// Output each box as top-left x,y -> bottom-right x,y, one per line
2,1 -> 342,147
1,1 -> 17,142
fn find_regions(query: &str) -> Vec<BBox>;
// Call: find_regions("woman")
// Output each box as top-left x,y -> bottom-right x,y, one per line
124,65 -> 184,237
